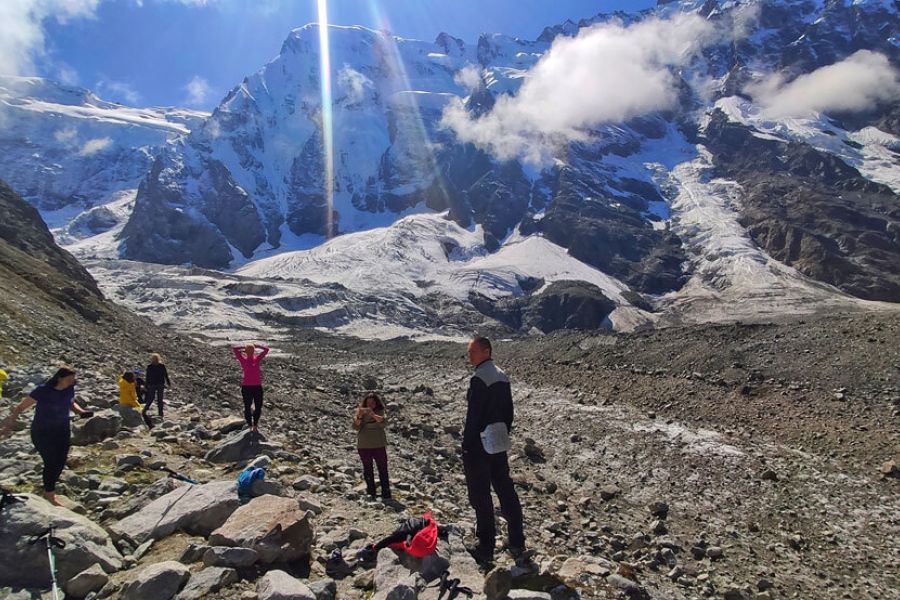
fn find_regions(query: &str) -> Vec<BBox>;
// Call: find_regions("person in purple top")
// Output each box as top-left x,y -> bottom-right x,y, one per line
232,343 -> 269,433
0,367 -> 93,506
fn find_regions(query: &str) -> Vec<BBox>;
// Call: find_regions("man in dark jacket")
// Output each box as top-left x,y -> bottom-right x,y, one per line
462,336 -> 525,563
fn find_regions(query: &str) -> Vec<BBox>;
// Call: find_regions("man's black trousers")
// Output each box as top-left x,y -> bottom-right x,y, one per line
463,449 -> 525,550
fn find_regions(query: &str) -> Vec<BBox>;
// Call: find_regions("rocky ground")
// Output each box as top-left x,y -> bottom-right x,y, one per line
0,306 -> 897,600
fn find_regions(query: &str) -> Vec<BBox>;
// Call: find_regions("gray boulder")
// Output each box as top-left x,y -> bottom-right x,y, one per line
203,546 -> 259,568
309,578 -> 337,600
210,415 -> 246,435
252,478 -> 287,497
205,429 -> 282,464
373,548 -> 422,600
175,567 -> 239,600
110,480 -> 239,545
71,411 -> 121,445
483,567 -> 512,600
64,564 -> 109,599
0,494 -> 122,587
121,561 -> 190,600
209,494 -> 314,563
112,405 -> 145,428
257,570 -> 317,600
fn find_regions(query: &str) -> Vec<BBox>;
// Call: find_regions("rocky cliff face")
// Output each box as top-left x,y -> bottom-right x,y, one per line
0,179 -> 107,321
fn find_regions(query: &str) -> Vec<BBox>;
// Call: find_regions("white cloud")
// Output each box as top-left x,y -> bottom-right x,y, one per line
746,50 -> 900,119
183,74 -> 213,106
54,61 -> 80,86
454,65 -> 483,92
0,0 -> 99,77
440,14 -> 718,166
53,127 -> 77,144
337,65 -> 373,104
79,136 -> 112,156
95,78 -> 141,104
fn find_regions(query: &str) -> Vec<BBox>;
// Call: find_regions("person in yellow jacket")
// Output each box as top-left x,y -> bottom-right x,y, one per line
117,372 -> 143,410
0,368 -> 7,397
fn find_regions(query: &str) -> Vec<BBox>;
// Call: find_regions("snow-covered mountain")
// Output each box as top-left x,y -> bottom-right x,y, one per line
0,76 -> 207,242
2,0 -> 898,338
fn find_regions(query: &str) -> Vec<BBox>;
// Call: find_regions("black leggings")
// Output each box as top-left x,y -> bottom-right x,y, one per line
241,385 -> 263,426
143,384 -> 165,417
31,427 -> 71,492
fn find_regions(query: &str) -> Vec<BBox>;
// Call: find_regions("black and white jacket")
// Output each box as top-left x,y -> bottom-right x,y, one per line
463,359 -> 514,453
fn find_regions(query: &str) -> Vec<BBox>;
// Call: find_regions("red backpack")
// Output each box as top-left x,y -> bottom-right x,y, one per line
389,511 -> 439,558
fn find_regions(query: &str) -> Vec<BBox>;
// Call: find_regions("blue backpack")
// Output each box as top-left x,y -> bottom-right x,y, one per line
237,467 -> 265,504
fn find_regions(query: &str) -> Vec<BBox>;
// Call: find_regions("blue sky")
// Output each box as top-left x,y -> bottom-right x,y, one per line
33,0 -> 656,110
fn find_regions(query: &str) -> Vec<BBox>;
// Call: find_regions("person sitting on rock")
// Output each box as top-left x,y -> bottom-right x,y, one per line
352,391 -> 390,499
0,367 -> 93,506
117,371 -> 143,411
232,342 -> 269,433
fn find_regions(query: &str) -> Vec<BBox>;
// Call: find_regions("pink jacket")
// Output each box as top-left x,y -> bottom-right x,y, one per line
233,345 -> 269,386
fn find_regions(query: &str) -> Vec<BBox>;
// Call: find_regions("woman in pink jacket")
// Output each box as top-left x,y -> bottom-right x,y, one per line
232,343 -> 269,432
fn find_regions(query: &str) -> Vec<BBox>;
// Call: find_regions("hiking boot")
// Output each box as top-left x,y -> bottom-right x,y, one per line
325,548 -> 353,578
508,545 -> 535,563
465,542 -> 494,565
355,544 -> 377,563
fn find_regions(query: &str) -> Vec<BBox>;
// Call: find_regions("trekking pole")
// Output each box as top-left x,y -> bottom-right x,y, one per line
158,465 -> 200,485
29,526 -> 66,600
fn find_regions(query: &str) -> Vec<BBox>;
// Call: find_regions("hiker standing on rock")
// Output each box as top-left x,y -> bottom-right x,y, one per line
462,336 -> 526,563
232,343 -> 269,433
0,367 -> 93,506
352,392 -> 391,499
143,353 -> 171,426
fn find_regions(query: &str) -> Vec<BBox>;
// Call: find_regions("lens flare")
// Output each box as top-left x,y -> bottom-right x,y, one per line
317,0 -> 335,238
365,1 -> 451,208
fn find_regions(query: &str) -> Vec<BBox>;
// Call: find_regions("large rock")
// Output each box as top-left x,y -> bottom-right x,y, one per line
0,494 -> 122,587
210,415 -> 247,435
483,567 -> 512,600
64,564 -> 110,599
112,404 -> 145,428
205,429 -> 282,464
122,561 -> 190,600
71,411 -> 121,446
374,548 -> 422,600
203,546 -> 259,568
209,494 -> 314,563
110,480 -> 239,545
175,567 -> 239,600
257,570 -> 317,600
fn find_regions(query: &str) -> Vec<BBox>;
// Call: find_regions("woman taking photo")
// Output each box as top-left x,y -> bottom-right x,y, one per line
0,367 -> 92,505
353,392 -> 390,500
232,343 -> 269,432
